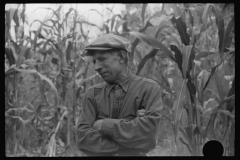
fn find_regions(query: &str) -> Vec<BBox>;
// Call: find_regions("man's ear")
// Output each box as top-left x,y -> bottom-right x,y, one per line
119,58 -> 124,64
118,50 -> 125,64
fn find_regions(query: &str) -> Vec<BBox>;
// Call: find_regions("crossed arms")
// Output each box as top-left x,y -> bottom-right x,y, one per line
77,83 -> 163,155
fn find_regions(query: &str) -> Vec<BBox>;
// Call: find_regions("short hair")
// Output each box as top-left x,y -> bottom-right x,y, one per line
109,49 -> 129,65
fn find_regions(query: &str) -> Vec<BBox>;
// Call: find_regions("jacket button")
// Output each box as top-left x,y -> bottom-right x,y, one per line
116,100 -> 119,103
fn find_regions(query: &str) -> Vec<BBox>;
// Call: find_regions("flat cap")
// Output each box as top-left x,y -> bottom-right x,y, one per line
84,33 -> 131,55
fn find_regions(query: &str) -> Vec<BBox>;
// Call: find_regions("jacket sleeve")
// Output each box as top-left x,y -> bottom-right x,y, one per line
77,89 -> 119,155
100,83 -> 163,150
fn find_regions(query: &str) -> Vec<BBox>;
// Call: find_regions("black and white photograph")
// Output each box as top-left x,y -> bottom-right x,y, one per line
5,3 -> 235,156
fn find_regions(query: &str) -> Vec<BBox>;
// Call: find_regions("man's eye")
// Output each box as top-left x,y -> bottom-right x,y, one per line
99,58 -> 105,62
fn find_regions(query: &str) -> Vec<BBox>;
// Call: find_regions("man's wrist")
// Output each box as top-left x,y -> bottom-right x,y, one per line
92,119 -> 103,131
101,118 -> 116,138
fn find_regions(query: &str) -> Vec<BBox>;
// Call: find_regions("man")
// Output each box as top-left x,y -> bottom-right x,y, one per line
77,33 -> 163,156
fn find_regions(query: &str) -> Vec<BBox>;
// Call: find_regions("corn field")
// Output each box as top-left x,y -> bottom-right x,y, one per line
5,3 -> 235,156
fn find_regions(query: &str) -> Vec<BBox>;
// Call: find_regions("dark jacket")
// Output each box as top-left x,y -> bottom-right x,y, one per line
77,71 -> 163,156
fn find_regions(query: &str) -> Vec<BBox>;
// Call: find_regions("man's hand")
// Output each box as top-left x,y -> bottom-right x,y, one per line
137,109 -> 146,117
92,119 -> 103,131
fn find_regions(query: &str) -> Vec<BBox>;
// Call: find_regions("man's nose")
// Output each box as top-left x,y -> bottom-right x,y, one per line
94,61 -> 102,71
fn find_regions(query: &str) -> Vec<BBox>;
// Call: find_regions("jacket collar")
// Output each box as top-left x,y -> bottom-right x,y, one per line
106,70 -> 133,97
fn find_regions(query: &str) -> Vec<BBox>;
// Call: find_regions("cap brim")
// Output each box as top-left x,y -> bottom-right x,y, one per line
85,47 -> 113,50
83,47 -> 114,56
83,47 -> 111,56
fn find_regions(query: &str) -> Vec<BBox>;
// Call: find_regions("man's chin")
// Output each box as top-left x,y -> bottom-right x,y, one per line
103,79 -> 111,83
101,76 -> 109,82
102,77 -> 113,84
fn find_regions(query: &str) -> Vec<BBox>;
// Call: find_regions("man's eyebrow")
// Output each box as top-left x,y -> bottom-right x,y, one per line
98,57 -> 107,59
97,56 -> 107,59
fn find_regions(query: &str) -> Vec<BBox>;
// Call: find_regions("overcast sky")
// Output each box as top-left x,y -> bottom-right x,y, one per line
6,3 -> 162,42
6,4 -> 123,41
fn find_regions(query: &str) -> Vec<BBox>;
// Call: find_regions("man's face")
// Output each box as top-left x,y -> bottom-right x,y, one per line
92,50 -> 123,84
